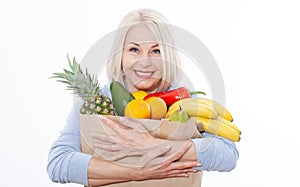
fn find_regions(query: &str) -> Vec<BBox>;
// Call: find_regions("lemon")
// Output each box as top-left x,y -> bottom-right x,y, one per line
124,99 -> 151,119
145,97 -> 167,120
132,90 -> 148,100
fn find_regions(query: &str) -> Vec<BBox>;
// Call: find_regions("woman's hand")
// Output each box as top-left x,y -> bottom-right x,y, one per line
130,141 -> 201,180
92,116 -> 164,161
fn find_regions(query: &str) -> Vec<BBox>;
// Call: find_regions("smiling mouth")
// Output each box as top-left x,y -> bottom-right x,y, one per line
134,70 -> 154,78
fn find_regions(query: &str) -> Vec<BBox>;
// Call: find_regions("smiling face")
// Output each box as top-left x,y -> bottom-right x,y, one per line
122,24 -> 163,93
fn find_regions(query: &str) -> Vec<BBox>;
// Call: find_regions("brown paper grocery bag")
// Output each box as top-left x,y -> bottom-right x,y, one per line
80,115 -> 203,187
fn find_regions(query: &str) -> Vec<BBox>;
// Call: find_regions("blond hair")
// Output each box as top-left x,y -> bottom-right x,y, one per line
106,8 -> 181,91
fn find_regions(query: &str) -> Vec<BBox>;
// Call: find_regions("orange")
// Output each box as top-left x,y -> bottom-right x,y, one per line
145,97 -> 167,120
124,99 -> 151,119
132,90 -> 148,100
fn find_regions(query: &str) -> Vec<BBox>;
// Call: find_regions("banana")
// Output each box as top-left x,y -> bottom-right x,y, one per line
217,116 -> 241,135
192,117 -> 240,142
198,98 -> 233,122
167,98 -> 218,119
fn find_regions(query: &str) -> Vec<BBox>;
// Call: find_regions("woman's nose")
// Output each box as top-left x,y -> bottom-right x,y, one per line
139,53 -> 152,65
141,51 -> 151,59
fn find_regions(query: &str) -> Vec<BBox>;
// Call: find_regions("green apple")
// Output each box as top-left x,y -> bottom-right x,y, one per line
168,106 -> 189,123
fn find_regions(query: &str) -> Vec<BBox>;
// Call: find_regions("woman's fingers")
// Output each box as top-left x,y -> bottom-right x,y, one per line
119,117 -> 147,132
167,161 -> 201,171
166,168 -> 197,175
107,150 -> 144,162
138,145 -> 172,166
91,133 -> 115,144
166,173 -> 189,178
98,116 -> 127,139
106,151 -> 130,161
160,142 -> 193,167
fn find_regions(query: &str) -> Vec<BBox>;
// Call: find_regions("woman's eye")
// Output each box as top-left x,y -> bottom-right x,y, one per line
152,49 -> 160,55
129,47 -> 139,53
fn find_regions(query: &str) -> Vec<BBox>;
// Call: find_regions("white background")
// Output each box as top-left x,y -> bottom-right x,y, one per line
1,0 -> 300,186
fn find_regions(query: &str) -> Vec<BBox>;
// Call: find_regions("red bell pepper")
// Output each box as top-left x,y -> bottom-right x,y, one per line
143,87 -> 205,106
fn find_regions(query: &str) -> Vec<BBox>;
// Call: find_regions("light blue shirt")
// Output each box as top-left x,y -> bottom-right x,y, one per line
47,83 -> 239,186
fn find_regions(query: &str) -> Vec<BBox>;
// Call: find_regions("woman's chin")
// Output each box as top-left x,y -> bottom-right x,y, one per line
134,82 -> 158,91
134,84 -> 153,91
128,77 -> 161,92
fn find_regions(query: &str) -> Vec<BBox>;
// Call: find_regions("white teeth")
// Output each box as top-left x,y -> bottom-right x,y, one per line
135,71 -> 153,77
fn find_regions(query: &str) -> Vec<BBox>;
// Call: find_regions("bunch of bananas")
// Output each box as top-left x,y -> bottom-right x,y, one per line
166,98 -> 241,142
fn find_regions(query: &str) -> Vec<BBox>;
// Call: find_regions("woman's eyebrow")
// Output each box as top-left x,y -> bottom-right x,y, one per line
127,42 -> 158,48
151,44 -> 159,48
128,42 -> 140,46
126,42 -> 159,48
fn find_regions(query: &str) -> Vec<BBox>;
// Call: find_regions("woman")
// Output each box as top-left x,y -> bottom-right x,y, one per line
47,9 -> 239,186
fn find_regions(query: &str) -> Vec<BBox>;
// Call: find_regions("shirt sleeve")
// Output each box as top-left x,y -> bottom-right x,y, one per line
191,132 -> 239,172
100,82 -> 112,99
47,101 -> 92,186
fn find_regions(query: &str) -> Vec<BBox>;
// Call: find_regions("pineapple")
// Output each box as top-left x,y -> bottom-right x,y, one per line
51,55 -> 114,115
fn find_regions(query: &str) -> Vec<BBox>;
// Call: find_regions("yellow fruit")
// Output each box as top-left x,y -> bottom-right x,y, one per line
217,116 -> 241,135
132,90 -> 148,100
167,98 -> 218,119
192,117 -> 240,142
124,99 -> 151,119
199,98 -> 233,122
145,97 -> 167,120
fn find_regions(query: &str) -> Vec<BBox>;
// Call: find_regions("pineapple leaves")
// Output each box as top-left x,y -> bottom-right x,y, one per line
57,80 -> 72,85
63,69 -> 74,76
50,55 -> 102,100
51,72 -> 66,79
67,54 -> 78,72
51,54 -> 114,115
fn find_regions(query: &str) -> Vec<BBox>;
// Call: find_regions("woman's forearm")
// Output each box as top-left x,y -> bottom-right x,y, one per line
158,140 -> 198,161
163,135 -> 239,172
87,157 -> 135,186
87,142 -> 200,186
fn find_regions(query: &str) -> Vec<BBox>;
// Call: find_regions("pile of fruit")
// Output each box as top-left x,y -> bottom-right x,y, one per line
52,56 -> 241,142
